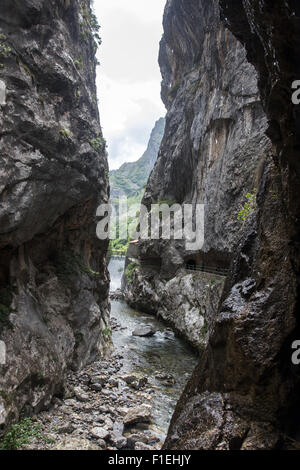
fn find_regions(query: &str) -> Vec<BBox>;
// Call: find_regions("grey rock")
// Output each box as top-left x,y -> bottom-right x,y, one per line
90,427 -> 110,441
123,405 -> 152,427
58,422 -> 75,435
0,0 -> 110,430
132,326 -> 156,337
53,438 -> 100,451
74,387 -> 89,403
135,442 -> 155,451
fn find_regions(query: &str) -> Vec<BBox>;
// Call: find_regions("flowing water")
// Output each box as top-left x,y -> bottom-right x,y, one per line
108,258 -> 198,439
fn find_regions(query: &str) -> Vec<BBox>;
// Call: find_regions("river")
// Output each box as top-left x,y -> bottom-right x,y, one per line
108,258 -> 198,439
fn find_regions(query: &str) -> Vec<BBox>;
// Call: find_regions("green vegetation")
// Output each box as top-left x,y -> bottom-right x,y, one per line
59,128 -> 72,139
55,249 -> 99,283
125,262 -> 138,284
109,238 -> 130,255
79,3 -> 102,51
0,34 -> 12,58
0,418 -> 42,450
237,189 -> 257,222
89,134 -> 106,152
109,118 -> 165,255
18,60 -> 35,79
0,286 -> 13,335
102,327 -> 112,339
74,57 -> 83,70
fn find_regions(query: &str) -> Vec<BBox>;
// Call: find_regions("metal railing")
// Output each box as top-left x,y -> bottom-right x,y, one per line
107,250 -> 126,259
185,265 -> 228,277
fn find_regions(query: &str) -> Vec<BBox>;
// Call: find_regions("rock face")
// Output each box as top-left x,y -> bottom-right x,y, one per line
124,0 -> 271,349
0,0 -> 110,431
164,0 -> 300,450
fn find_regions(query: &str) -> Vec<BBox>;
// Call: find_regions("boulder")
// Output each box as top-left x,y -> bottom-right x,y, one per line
123,405 -> 152,427
132,326 -> 156,337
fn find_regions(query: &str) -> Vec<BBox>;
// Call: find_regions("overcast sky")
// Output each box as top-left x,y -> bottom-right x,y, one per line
94,0 -> 166,170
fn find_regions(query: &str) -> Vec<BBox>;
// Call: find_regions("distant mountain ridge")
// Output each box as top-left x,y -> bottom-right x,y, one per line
109,117 -> 165,201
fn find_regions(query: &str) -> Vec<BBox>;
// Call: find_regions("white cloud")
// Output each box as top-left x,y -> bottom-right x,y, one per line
94,0 -> 166,170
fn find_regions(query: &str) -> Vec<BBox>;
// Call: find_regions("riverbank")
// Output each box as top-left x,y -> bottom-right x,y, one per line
22,306 -> 196,450
2,259 -> 197,450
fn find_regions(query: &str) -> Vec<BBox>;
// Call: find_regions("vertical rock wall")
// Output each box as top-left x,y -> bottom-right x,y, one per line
0,0 -> 110,430
164,0 -> 300,449
124,0 -> 271,350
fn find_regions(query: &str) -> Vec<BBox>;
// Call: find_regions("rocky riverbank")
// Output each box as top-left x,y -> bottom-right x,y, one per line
22,317 -> 178,450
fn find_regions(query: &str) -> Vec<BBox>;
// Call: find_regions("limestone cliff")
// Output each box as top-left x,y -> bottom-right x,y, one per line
124,0 -> 271,350
0,0 -> 110,430
110,117 -> 165,201
164,0 -> 300,449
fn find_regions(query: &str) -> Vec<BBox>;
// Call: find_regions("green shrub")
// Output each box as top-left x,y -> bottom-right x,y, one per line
89,135 -> 106,152
59,128 -> 72,139
125,262 -> 138,284
102,327 -> 112,339
237,189 -> 257,222
0,418 -> 42,450
74,58 -> 83,70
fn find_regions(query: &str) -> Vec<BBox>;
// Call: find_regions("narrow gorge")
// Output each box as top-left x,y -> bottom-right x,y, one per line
0,0 -> 299,453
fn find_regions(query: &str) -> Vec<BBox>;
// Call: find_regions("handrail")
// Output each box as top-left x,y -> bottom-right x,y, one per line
185,265 -> 228,277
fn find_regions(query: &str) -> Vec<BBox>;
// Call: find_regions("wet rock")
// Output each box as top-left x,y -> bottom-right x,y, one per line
155,374 -> 176,386
122,375 -> 137,385
110,290 -> 124,301
123,405 -> 152,427
132,326 -> 156,337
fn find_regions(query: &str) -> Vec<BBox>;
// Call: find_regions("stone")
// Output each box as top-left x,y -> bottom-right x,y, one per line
135,442 -> 155,450
90,383 -> 103,392
58,422 -> 75,435
123,405 -> 152,427
53,438 -> 100,451
97,439 -> 107,450
0,79 -> 6,106
132,326 -> 156,337
126,433 -> 149,449
74,387 -> 89,403
90,427 -> 110,440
